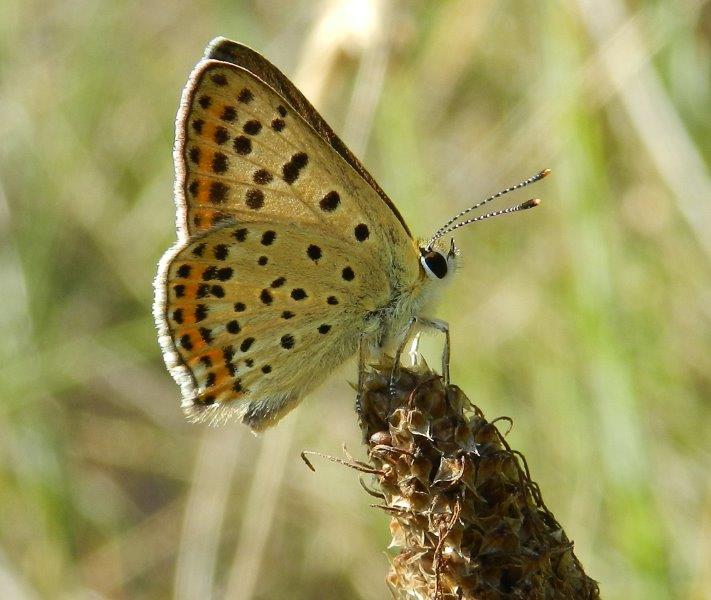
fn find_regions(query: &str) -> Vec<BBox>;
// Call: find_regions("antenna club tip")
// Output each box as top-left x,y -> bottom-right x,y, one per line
522,198 -> 541,209
539,168 -> 551,178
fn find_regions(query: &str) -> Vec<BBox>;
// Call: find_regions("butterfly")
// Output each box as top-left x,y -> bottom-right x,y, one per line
154,37 -> 548,431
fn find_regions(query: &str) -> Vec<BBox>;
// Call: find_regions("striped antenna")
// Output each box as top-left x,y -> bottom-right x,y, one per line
427,169 -> 549,248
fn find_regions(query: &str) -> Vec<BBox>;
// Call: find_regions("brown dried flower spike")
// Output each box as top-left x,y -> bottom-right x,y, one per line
356,360 -> 600,600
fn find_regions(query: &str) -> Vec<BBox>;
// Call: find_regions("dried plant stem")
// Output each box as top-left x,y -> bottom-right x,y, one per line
352,359 -> 600,600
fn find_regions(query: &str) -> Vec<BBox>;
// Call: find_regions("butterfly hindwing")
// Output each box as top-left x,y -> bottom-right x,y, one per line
156,219 -> 390,428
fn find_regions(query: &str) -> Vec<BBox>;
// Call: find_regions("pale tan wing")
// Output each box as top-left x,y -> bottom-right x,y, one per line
159,44 -> 425,429
202,37 -> 412,238
173,57 -> 418,282
155,218 -> 390,429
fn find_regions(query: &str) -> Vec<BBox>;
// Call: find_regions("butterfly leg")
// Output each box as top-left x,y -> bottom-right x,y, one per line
416,317 -> 451,385
408,332 -> 422,367
389,317 -> 419,396
355,332 -> 368,418
389,317 -> 450,395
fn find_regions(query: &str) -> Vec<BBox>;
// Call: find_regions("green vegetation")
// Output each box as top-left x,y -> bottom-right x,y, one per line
0,1 -> 708,598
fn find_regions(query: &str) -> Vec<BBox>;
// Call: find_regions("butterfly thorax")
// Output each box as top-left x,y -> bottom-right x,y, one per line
364,242 -> 454,355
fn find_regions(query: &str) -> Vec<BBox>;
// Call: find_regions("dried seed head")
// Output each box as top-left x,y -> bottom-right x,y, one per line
356,360 -> 599,600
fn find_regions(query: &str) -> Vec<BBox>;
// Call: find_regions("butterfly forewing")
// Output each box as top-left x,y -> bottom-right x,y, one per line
176,60 -> 413,252
203,38 -> 412,238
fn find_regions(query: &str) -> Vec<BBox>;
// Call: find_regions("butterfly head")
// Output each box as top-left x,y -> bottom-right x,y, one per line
420,238 -> 458,281
422,169 -> 550,277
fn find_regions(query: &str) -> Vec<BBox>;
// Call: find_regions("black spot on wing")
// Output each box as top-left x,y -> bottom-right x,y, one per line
213,244 -> 228,260
243,120 -> 262,135
307,245 -> 321,261
290,288 -> 307,301
233,135 -> 252,155
319,191 -> 340,212
282,152 -> 308,184
238,88 -> 254,103
211,73 -> 228,86
211,152 -> 228,174
214,126 -> 230,145
209,182 -> 228,204
246,189 -> 264,210
354,223 -> 369,241
220,106 -> 237,122
261,230 -> 276,245
195,304 -> 208,322
180,334 -> 193,350
253,169 -> 273,184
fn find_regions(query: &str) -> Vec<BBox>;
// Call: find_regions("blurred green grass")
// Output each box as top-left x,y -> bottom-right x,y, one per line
0,0 -> 709,598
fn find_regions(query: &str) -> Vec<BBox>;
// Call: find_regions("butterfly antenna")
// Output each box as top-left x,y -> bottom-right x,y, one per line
427,169 -> 550,247
430,198 -> 541,241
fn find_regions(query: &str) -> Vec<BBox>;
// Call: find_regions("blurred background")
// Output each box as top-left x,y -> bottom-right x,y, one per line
1,0 -> 709,598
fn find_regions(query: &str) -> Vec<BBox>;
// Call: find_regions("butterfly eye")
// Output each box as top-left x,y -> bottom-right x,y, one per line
420,250 -> 448,280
